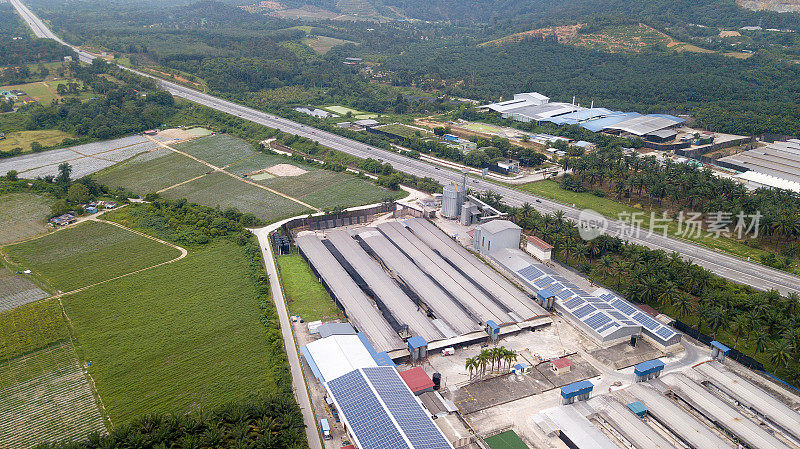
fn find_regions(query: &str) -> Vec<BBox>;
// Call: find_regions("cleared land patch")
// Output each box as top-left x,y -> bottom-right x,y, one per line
161,171 -> 311,222
303,35 -> 355,54
0,267 -> 49,313
0,130 -> 74,153
0,342 -> 105,449
260,169 -> 403,208
0,192 -> 51,245
5,221 -> 182,292
92,148 -> 210,194
277,253 -> 342,322
61,242 -> 274,424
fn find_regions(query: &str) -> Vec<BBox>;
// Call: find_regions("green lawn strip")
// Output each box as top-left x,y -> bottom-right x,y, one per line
276,253 -> 342,322
0,192 -> 51,245
517,180 -> 788,270
92,149 -> 210,194
0,130 -> 74,153
0,299 -> 70,363
62,242 -> 275,424
484,430 -> 529,449
4,221 -> 181,292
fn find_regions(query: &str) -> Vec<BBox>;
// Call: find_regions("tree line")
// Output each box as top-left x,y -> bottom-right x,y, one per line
560,146 -> 800,260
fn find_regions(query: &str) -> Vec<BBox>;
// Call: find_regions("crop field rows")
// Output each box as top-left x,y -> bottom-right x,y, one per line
0,343 -> 106,449
0,192 -> 51,245
0,268 -> 49,313
93,148 -> 210,194
172,134 -> 256,167
5,221 -> 182,293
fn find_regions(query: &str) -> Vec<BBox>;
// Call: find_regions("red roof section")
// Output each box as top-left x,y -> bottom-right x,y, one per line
551,357 -> 573,369
526,235 -> 553,250
399,366 -> 435,393
466,229 -> 475,237
341,445 -> 356,449
635,303 -> 660,318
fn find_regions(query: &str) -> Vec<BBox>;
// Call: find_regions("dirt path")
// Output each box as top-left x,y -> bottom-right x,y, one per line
144,136 -> 322,212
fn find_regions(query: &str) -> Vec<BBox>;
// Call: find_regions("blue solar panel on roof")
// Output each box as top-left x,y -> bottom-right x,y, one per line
535,277 -> 554,288
609,311 -> 627,320
362,367 -> 452,449
597,322 -> 620,334
656,327 -> 676,339
595,304 -> 614,310
555,289 -> 575,300
327,370 -> 410,449
623,320 -> 638,326
564,297 -> 584,309
562,282 -> 579,289
634,312 -> 660,330
584,312 -> 612,330
574,304 -> 597,318
518,265 -> 543,281
552,276 -> 569,283
600,293 -> 615,301
585,297 -> 606,303
611,299 -> 637,315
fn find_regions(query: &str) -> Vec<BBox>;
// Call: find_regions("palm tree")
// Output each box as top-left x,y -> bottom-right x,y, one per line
769,339 -> 793,370
673,293 -> 692,321
465,357 -> 476,380
730,314 -> 749,349
753,332 -> 770,356
657,282 -> 682,309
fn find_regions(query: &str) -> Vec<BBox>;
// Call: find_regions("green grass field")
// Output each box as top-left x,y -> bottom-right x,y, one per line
517,180 -> 781,266
0,192 -> 51,245
62,242 -> 275,424
261,169 -> 404,208
92,148 -> 210,194
5,221 -> 181,292
322,105 -> 376,119
484,430 -> 529,449
1,80 -> 87,105
172,134 -> 255,167
276,253 -> 342,322
161,172 -> 312,221
0,299 -> 69,362
303,36 -> 354,54
0,130 -> 74,153
376,123 -> 430,139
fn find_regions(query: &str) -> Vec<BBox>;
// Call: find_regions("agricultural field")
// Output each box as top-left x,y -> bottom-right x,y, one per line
0,342 -> 105,449
0,80 -> 87,105
172,134 -> 253,167
303,35 -> 355,54
4,221 -> 182,292
0,267 -> 49,313
322,105 -> 377,119
0,192 -> 52,245
571,24 -> 671,53
0,298 -> 69,362
92,148 -> 209,194
61,242 -> 274,424
262,171 -> 404,208
0,130 -> 74,153
161,172 -> 312,222
276,253 -> 342,322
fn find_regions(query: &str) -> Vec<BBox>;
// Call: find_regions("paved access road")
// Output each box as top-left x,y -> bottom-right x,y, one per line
10,0 -> 800,295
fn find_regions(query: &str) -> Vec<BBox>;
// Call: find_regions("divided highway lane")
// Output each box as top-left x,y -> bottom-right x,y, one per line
10,0 -> 800,295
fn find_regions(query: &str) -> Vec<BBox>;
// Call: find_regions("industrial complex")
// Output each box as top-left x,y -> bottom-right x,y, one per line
282,184 -> 800,449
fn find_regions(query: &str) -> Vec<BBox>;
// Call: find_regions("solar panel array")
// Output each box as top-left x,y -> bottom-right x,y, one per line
327,367 -> 453,449
511,262 -> 680,345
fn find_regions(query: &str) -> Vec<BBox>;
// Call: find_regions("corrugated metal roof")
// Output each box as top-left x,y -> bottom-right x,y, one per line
634,359 -> 665,376
561,380 -> 593,397
303,334 -> 378,383
479,219 -> 521,235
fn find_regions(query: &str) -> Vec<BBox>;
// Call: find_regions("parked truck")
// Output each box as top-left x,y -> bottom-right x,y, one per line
320,418 -> 331,440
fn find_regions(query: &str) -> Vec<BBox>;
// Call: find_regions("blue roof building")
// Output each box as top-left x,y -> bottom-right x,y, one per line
561,380 -> 593,404
627,401 -> 647,418
634,359 -> 665,382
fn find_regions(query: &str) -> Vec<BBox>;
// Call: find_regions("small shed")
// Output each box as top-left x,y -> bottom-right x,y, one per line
645,129 -> 678,143
627,401 -> 647,418
561,380 -> 593,405
486,320 -> 500,342
399,367 -> 435,395
633,359 -> 665,382
512,362 -> 529,374
318,322 -> 356,338
536,288 -> 556,310
551,357 -> 573,374
525,235 -> 553,262
711,340 -> 731,361
475,220 -> 521,255
407,336 -> 428,362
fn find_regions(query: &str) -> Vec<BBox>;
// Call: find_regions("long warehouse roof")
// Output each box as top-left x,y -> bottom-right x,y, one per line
540,406 -> 619,449
594,396 -> 679,449
404,219 -> 547,320
326,367 -> 454,449
377,222 -> 513,325
696,361 -> 800,442
660,374 -> 792,449
295,234 -> 404,352
326,230 -> 445,342
630,383 -> 736,449
356,229 -> 479,336
605,114 -> 684,136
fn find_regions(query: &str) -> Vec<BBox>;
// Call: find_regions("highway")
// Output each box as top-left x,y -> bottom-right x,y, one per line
10,0 -> 800,295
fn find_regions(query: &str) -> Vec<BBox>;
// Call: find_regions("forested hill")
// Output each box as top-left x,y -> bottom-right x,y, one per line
380,0 -> 800,30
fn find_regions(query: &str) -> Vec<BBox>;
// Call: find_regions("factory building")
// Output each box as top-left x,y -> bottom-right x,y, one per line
473,219 -> 521,255
490,247 -> 681,348
302,333 -> 455,449
295,219 -> 551,360
722,139 -> 800,193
